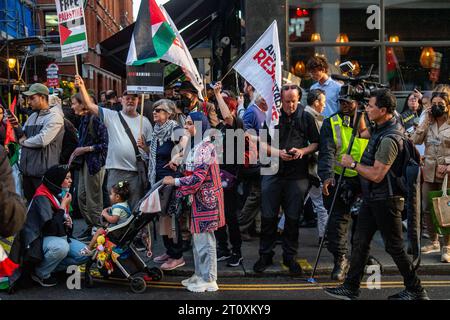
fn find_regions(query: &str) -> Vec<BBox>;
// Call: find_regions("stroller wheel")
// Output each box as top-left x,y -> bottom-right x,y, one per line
145,267 -> 163,282
130,277 -> 147,294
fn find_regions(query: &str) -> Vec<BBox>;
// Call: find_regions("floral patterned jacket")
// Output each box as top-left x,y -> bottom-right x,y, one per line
175,138 -> 225,233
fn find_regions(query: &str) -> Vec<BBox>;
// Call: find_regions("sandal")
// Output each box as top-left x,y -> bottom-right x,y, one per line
80,246 -> 93,256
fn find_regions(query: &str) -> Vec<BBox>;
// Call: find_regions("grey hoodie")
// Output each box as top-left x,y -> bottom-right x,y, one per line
19,108 -> 64,177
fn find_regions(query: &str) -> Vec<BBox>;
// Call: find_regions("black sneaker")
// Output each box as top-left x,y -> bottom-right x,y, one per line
217,250 -> 231,262
388,289 -> 430,300
324,285 -> 360,300
31,274 -> 58,287
283,258 -> 303,275
133,238 -> 147,252
253,255 -> 274,273
227,253 -> 243,267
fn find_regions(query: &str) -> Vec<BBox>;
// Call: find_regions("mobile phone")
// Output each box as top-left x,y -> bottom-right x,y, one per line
286,151 -> 296,156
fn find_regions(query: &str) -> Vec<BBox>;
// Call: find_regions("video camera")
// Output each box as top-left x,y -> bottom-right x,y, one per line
332,62 -> 388,102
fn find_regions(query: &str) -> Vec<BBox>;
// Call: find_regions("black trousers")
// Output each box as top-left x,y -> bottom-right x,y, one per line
23,176 -> 43,203
162,217 -> 183,259
323,178 -> 359,259
344,198 -> 422,292
259,175 -> 309,261
215,186 -> 242,255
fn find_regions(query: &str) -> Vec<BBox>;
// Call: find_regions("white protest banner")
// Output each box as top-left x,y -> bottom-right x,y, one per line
233,20 -> 282,135
55,0 -> 89,58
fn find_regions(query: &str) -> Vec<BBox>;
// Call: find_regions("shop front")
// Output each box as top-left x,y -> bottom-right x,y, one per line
287,0 -> 450,96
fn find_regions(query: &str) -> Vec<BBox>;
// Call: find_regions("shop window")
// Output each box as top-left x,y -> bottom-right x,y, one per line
387,46 -> 449,92
386,1 -> 450,42
45,12 -> 59,42
288,0 -> 379,43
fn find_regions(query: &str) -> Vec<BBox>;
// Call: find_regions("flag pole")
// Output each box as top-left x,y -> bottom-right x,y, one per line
139,94 -> 145,138
219,68 -> 235,83
74,55 -> 79,75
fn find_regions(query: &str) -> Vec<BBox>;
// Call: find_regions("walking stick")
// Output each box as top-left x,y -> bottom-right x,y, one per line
308,106 -> 365,283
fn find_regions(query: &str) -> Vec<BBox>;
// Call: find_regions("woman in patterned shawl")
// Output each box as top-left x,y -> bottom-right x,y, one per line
162,111 -> 225,293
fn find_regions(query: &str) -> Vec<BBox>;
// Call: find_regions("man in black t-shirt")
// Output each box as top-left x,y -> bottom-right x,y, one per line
253,85 -> 320,274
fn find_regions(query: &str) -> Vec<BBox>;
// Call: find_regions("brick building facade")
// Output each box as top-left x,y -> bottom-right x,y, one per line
35,0 -> 134,97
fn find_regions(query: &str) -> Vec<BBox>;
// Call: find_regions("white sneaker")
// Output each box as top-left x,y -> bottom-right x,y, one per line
187,278 -> 219,293
421,241 -> 440,254
181,274 -> 200,287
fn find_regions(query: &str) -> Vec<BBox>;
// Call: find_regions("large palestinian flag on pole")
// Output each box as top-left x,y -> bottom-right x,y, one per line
127,0 -> 204,97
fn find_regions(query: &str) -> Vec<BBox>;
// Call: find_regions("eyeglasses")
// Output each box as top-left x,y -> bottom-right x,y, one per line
282,85 -> 300,91
408,96 -> 419,101
153,108 -> 164,113
432,103 -> 446,108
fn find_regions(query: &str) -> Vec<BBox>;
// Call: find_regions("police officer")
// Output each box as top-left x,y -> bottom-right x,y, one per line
318,96 -> 369,280
324,89 -> 429,300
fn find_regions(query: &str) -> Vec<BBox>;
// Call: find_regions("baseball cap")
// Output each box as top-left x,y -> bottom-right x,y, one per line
23,83 -> 50,96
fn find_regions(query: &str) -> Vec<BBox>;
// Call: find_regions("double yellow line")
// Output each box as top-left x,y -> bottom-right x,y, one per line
91,277 -> 450,291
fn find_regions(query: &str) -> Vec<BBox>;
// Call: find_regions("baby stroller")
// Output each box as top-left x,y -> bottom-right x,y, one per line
84,181 -> 164,293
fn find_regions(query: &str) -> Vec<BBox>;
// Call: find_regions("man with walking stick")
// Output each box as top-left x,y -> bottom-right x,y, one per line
324,89 -> 429,300
318,96 -> 369,281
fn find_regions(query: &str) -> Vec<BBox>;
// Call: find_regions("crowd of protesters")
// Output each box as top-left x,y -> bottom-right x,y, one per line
1,55 -> 450,297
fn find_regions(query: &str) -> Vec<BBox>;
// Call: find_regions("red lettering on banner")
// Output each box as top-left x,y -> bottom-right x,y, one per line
253,49 -> 267,64
261,56 -> 274,75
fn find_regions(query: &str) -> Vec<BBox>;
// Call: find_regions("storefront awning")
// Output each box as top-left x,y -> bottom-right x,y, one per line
99,0 -> 220,78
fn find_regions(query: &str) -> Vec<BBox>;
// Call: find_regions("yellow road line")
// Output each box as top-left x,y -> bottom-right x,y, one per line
92,277 -> 450,291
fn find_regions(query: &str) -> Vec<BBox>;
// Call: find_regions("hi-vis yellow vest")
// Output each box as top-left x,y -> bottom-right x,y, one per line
330,114 -> 369,177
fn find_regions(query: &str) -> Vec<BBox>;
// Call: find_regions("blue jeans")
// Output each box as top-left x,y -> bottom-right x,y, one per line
35,236 -> 88,279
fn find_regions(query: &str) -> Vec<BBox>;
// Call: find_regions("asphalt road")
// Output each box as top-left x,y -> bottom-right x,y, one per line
2,274 -> 449,301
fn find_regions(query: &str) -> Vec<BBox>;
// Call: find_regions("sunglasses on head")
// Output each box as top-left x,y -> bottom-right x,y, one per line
282,85 -> 300,91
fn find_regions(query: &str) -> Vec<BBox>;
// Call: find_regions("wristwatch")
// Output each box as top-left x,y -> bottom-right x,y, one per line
350,161 -> 358,169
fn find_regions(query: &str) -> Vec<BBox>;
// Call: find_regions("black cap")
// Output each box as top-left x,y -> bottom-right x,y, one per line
338,96 -> 353,103
179,81 -> 198,95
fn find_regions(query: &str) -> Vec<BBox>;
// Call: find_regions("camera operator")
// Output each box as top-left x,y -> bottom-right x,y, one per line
325,89 -> 429,300
318,95 -> 369,281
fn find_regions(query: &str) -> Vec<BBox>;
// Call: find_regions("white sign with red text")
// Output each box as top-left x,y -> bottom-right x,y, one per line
233,20 -> 282,135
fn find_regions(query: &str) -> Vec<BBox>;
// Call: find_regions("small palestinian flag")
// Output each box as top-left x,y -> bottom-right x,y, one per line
59,18 -> 87,46
0,246 -> 18,277
386,47 -> 399,81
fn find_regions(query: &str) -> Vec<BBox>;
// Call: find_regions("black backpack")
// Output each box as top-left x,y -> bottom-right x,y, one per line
60,119 -> 79,165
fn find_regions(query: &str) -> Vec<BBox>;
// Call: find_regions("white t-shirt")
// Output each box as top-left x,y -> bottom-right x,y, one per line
100,107 -> 152,171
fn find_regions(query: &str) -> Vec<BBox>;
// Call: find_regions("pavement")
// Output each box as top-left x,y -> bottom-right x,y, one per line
73,218 -> 450,279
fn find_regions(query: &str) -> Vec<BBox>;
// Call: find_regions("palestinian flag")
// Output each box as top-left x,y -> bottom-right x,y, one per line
127,0 -> 204,97
4,96 -> 17,146
59,18 -> 87,46
386,47 -> 399,81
